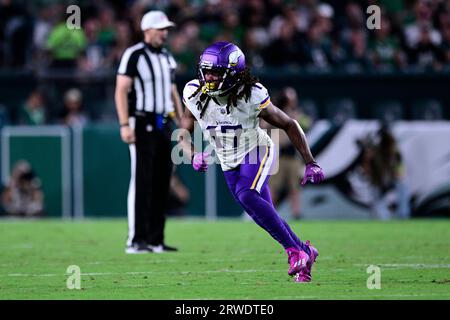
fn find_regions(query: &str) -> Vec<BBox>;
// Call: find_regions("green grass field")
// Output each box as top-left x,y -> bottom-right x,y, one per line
0,218 -> 449,300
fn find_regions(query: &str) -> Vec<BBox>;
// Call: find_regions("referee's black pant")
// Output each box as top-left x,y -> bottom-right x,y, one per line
127,114 -> 173,247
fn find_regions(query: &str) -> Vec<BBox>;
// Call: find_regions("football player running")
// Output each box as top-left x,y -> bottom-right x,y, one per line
178,42 -> 325,282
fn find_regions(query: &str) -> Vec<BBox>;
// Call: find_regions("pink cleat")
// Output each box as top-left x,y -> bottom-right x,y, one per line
294,240 -> 319,283
286,247 -> 310,276
294,272 -> 312,282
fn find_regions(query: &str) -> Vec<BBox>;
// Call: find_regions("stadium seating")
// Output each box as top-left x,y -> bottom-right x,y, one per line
324,98 -> 357,125
300,98 -> 319,122
370,100 -> 405,123
0,104 -> 10,127
411,99 -> 444,120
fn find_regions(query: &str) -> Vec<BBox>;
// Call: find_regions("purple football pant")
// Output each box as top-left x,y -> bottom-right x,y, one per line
223,146 -> 309,253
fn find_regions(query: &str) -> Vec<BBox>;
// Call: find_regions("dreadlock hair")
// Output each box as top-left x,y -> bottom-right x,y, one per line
188,67 -> 259,119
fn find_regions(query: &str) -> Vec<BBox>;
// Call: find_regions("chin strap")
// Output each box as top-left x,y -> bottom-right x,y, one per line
201,82 -> 238,97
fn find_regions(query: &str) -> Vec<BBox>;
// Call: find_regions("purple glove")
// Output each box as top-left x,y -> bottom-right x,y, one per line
192,152 -> 209,172
301,162 -> 325,185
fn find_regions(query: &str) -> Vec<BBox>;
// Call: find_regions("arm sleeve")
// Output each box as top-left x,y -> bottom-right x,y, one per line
117,49 -> 139,78
182,80 -> 201,119
251,83 -> 271,114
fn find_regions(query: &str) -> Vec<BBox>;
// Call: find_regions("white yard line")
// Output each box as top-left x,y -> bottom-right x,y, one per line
271,293 -> 450,299
2,269 -> 288,278
354,263 -> 450,269
4,263 -> 449,278
0,256 -> 318,268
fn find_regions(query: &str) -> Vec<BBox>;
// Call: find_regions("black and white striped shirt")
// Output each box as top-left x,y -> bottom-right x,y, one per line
117,42 -> 177,115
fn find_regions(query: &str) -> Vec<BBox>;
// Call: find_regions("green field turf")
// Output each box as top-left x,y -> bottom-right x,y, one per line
0,218 -> 449,300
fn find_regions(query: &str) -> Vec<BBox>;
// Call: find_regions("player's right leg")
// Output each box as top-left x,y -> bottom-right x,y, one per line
260,184 -> 311,253
294,240 -> 319,282
260,183 -> 318,280
224,146 -> 310,278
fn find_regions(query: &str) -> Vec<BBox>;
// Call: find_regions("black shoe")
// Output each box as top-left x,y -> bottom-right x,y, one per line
125,242 -> 152,254
162,244 -> 178,252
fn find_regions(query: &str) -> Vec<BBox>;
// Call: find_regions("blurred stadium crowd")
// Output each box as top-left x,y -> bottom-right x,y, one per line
0,0 -> 449,126
1,0 -> 449,73
0,0 -> 449,219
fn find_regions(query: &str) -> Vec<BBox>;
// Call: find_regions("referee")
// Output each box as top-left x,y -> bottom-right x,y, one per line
115,11 -> 183,254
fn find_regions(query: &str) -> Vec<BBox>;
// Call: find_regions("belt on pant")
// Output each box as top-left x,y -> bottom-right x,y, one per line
133,111 -> 172,130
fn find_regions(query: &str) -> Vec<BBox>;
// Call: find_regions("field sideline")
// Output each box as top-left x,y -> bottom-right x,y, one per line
0,218 -> 449,300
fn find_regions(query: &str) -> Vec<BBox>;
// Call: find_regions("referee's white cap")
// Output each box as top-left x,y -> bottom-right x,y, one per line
141,11 -> 175,31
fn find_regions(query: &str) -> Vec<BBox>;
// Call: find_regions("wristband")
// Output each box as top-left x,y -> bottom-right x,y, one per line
120,123 -> 129,128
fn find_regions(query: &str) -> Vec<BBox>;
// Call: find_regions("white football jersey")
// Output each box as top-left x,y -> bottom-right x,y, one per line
183,79 -> 273,171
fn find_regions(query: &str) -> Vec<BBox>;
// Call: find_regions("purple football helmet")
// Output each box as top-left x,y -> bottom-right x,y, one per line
198,42 -> 246,96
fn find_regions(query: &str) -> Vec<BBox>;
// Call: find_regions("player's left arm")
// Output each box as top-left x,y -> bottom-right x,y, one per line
177,106 -> 209,172
259,103 -> 315,164
259,103 -> 324,184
